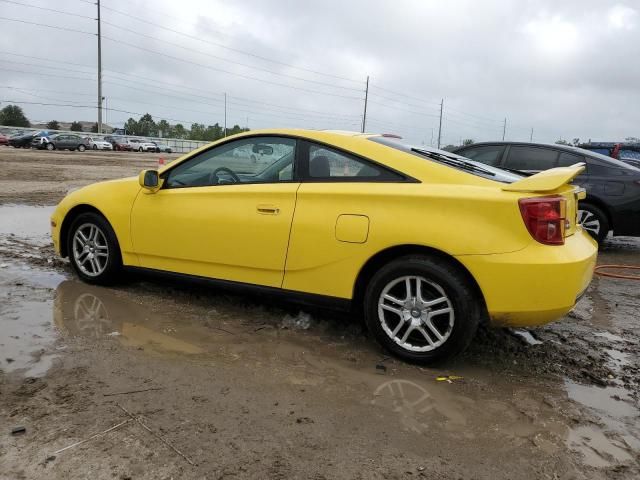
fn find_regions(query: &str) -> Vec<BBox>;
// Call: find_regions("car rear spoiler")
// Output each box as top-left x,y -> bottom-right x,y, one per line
501,163 -> 586,193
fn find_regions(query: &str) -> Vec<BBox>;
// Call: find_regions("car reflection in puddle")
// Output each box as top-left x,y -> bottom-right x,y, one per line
54,280 -> 206,355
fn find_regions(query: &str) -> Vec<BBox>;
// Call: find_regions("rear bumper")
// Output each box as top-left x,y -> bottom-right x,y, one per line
456,231 -> 597,327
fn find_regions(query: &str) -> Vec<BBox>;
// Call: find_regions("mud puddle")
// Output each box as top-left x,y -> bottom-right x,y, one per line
0,204 -> 55,245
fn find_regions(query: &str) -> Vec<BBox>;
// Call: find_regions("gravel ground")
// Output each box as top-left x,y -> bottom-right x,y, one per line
0,146 -> 638,479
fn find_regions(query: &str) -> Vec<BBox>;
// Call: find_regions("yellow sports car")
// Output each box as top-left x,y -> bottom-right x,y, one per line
51,129 -> 597,362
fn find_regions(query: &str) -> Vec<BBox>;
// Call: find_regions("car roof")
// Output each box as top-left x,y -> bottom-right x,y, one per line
454,141 -> 639,171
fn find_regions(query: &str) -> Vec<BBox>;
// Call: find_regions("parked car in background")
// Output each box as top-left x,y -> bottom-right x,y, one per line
84,136 -> 114,151
579,142 -> 640,169
104,136 -> 132,151
128,138 -> 158,152
51,130 -> 597,363
0,133 -> 8,146
38,134 -> 88,152
9,131 -> 38,148
151,141 -> 172,153
453,142 -> 640,243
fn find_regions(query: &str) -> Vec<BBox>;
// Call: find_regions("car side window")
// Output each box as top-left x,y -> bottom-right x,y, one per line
164,136 -> 296,188
457,145 -> 504,166
504,146 -> 558,171
557,152 -> 584,167
305,143 -> 403,181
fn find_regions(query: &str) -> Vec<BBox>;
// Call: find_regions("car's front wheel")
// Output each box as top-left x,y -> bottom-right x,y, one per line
46,143 -> 55,151
92,144 -> 98,150
578,204 -> 609,244
364,255 -> 481,364
68,213 -> 122,285
77,144 -> 86,152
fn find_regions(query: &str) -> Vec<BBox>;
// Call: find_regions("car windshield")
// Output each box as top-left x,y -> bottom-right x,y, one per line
369,136 -> 522,183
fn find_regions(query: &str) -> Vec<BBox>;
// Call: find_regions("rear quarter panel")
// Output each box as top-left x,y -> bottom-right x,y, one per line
282,182 -> 533,299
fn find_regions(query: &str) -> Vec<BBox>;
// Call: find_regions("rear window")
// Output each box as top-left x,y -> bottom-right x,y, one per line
457,145 -> 504,166
504,146 -> 558,171
369,137 -> 522,184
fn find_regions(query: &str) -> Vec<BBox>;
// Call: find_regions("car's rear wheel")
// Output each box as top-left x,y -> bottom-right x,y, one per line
77,144 -> 86,152
46,143 -> 55,151
363,255 -> 481,364
138,147 -> 143,152
68,213 -> 122,285
92,144 -> 98,150
578,204 -> 609,244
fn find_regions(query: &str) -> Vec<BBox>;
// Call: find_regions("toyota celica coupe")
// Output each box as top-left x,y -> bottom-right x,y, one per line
51,129 -> 597,362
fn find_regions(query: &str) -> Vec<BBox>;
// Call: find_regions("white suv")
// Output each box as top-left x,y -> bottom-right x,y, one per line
128,138 -> 157,152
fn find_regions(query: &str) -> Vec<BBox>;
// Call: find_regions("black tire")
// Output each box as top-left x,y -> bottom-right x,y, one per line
77,144 -> 86,152
46,143 -> 55,151
67,212 -> 122,285
138,147 -> 143,152
578,203 -> 609,244
92,144 -> 98,150
363,255 -> 481,364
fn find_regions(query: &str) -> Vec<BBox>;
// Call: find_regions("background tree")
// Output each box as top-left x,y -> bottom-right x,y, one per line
124,117 -> 138,135
462,138 -> 474,146
137,113 -> 156,136
572,138 -> 580,146
555,139 -> 570,145
46,120 -> 60,130
70,121 -> 83,131
189,123 -> 206,140
173,124 -> 187,139
91,123 -> 99,133
0,104 -> 30,127
157,119 -> 171,138
625,137 -> 640,143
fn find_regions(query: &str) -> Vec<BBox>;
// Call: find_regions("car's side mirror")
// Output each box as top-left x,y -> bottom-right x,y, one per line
139,169 -> 162,192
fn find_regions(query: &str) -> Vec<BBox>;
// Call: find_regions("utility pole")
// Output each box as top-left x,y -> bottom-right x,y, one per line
97,0 -> 102,134
361,76 -> 369,133
502,117 -> 507,141
437,98 -> 443,149
430,128 -> 434,147
530,127 -> 533,142
224,92 -> 227,137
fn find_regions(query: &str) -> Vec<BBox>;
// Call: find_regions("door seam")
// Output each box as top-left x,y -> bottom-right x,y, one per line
280,183 -> 302,288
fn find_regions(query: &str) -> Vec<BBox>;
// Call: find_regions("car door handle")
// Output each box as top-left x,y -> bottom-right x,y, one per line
256,205 -> 280,215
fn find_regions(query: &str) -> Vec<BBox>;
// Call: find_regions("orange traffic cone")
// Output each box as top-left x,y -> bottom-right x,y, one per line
158,157 -> 165,168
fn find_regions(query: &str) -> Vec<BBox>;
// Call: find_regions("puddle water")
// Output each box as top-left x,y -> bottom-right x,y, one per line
0,204 -> 55,244
565,379 -> 640,468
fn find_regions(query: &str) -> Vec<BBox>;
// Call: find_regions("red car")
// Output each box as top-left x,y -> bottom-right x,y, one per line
105,136 -> 132,151
0,133 -> 8,146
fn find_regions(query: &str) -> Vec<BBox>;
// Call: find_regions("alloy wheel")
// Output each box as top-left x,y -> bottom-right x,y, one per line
577,209 -> 600,235
72,223 -> 109,277
377,276 -> 454,352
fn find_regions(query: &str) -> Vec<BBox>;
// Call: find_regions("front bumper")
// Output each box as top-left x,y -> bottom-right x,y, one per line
456,230 -> 598,327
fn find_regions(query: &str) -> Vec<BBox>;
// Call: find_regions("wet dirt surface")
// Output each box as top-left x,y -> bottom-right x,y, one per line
1,147 -> 639,479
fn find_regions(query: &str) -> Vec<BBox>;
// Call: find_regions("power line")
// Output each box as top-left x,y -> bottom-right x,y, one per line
0,59 -> 95,77
0,15 -> 95,35
101,20 -> 363,93
369,84 -> 441,106
368,99 -> 440,118
98,3 -> 363,84
0,0 -> 95,20
0,67 -> 95,81
0,85 -> 95,97
101,35 -> 364,101
0,50 -> 95,70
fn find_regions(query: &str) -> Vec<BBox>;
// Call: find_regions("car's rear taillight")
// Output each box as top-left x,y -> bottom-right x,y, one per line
519,196 -> 566,245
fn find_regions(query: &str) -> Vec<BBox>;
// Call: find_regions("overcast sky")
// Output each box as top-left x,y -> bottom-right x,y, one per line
0,0 -> 638,145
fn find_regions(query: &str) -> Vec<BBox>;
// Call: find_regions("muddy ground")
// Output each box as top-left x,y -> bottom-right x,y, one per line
0,147 -> 638,479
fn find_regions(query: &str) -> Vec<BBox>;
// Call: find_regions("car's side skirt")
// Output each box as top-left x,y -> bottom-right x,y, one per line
123,266 -> 353,311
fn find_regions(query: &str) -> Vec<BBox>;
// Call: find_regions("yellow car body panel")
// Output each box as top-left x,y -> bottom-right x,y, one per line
51,129 -> 598,328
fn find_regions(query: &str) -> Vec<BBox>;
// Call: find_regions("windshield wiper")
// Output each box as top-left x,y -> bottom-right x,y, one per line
411,148 -> 496,176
